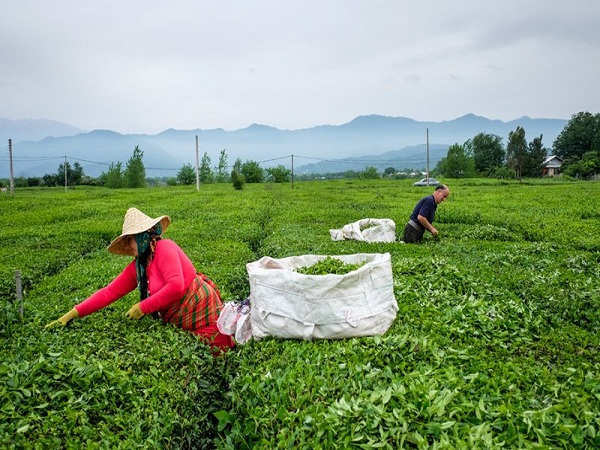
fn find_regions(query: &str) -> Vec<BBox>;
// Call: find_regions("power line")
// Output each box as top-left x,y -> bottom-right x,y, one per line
0,156 -> 64,162
256,155 -> 290,164
1,150 -> 439,179
292,154 -> 431,165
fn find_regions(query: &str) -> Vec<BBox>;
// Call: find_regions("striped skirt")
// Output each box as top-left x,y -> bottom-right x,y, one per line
161,273 -> 234,350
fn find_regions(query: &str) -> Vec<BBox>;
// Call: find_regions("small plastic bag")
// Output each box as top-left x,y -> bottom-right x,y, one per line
217,302 -> 240,335
217,298 -> 253,344
235,310 -> 253,344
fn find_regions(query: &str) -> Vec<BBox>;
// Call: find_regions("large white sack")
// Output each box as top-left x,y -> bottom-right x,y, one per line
247,253 -> 398,340
329,218 -> 396,243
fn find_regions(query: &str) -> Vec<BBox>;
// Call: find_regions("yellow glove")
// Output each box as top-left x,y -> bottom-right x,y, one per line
45,308 -> 79,329
125,303 -> 145,320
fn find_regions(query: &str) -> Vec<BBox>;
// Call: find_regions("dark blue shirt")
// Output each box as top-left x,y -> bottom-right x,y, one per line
409,195 -> 437,226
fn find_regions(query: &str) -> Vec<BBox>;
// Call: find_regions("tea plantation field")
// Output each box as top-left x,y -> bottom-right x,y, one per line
1,179 -> 599,449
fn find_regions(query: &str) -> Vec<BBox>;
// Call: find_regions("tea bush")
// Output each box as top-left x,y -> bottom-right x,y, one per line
1,180 -> 599,448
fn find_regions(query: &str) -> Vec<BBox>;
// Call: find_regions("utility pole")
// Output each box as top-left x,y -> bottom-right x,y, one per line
291,154 -> 294,189
195,135 -> 200,192
8,139 -> 15,194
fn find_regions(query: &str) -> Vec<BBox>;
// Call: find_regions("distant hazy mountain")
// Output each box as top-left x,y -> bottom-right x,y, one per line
296,144 -> 450,174
0,118 -> 85,142
0,114 -> 567,178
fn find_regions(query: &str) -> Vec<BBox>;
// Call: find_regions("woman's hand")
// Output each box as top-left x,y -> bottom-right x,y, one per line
125,303 -> 145,320
45,308 -> 79,328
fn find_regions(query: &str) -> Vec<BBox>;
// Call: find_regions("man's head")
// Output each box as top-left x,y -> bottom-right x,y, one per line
433,184 -> 449,204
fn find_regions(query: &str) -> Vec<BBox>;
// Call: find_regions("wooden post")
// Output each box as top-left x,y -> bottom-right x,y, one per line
8,139 -> 15,195
195,135 -> 200,192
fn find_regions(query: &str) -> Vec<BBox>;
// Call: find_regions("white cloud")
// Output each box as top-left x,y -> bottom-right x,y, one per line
1,0 -> 599,134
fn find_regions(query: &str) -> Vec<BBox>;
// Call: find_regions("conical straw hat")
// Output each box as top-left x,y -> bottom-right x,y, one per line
107,207 -> 171,256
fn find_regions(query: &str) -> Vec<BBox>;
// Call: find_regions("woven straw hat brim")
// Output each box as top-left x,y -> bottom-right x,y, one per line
107,208 -> 171,256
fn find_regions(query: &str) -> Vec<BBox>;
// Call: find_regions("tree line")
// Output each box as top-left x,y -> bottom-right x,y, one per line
9,146 -> 149,189
174,152 -> 292,190
435,111 -> 600,180
5,145 -> 292,189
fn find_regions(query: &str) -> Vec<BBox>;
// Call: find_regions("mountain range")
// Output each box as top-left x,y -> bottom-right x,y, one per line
0,114 -> 567,178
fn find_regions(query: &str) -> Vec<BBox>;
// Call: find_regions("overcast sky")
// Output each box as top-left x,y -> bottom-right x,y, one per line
2,0 -> 599,135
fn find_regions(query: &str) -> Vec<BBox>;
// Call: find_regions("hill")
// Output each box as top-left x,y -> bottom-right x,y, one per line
0,118 -> 85,142
0,114 -> 567,177
295,144 -> 449,174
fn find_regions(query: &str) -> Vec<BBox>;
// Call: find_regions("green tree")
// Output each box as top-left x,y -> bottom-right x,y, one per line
103,162 -> 124,189
553,112 -> 600,169
487,166 -> 515,179
506,126 -> 527,181
266,165 -> 291,183
563,151 -> 600,179
241,160 -> 264,183
72,162 -> 84,185
124,146 -> 146,188
27,177 -> 41,187
177,163 -> 196,185
42,173 -> 57,186
383,167 -> 396,177
14,176 -> 28,187
467,133 -> 505,175
361,166 -> 380,179
231,171 -> 245,190
522,135 -> 548,178
45,161 -> 85,187
56,163 -> 70,186
436,143 -> 474,178
231,158 -> 245,190
215,149 -> 229,183
232,158 -> 242,174
199,152 -> 214,183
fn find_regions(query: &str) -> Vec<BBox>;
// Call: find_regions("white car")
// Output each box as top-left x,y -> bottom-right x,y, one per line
413,177 -> 440,187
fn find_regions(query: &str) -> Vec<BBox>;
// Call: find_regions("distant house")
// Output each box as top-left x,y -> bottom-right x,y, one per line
542,155 -> 563,177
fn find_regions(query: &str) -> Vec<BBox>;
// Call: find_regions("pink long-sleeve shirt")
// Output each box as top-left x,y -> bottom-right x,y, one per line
75,239 -> 198,317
